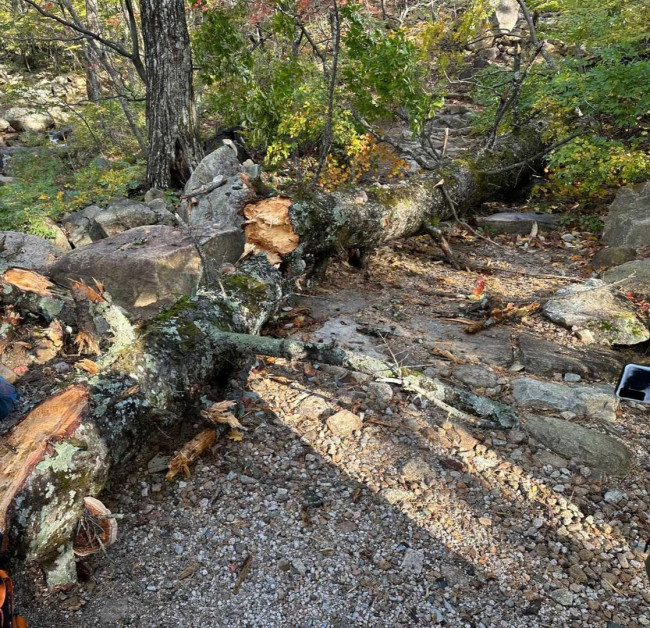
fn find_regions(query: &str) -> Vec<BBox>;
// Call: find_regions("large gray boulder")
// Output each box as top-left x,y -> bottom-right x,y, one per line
591,246 -> 637,270
543,279 -> 649,345
61,205 -> 105,248
517,333 -> 622,380
0,231 -> 66,273
2,107 -> 54,133
603,259 -> 650,299
62,199 -> 175,248
180,146 -> 256,231
523,414 -> 631,475
512,377 -> 618,421
602,182 -> 650,250
49,225 -> 244,320
92,198 -> 170,238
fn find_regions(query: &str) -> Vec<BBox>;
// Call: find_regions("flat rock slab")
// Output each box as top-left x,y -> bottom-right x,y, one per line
50,224 -> 244,320
412,317 -> 514,366
512,377 -> 618,421
543,279 -> 649,346
476,212 -> 560,235
0,231 -> 66,273
517,333 -> 623,380
522,414 -> 631,475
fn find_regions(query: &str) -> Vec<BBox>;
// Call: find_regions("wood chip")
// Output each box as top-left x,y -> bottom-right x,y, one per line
233,553 -> 254,592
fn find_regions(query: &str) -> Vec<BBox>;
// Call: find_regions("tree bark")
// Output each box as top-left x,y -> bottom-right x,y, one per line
83,0 -> 102,101
140,0 -> 203,188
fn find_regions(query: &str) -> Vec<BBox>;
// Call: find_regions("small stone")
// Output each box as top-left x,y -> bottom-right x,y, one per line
147,455 -> 170,474
604,489 -> 625,504
401,457 -> 433,482
564,373 -> 582,383
174,544 -> 184,555
550,588 -> 574,607
602,572 -> 618,587
568,565 -> 587,583
291,558 -> 307,575
367,381 -> 394,408
326,410 -> 362,437
401,548 -> 424,575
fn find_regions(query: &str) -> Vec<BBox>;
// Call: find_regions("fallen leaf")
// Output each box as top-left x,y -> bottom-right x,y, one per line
2,268 -> 53,297
71,279 -> 106,303
166,429 -> 216,481
227,429 -> 244,441
471,276 -> 486,300
75,359 -> 100,375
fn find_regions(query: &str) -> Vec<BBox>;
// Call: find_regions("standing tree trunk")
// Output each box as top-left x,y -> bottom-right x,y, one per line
140,0 -> 203,188
83,0 -> 102,101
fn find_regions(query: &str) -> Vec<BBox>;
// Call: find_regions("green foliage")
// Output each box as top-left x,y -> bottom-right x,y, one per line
545,136 -> 650,200
193,1 -> 433,183
342,6 -> 433,135
473,0 -> 650,202
0,149 -> 144,235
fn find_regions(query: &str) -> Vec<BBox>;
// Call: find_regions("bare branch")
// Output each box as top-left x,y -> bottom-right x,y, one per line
516,0 -> 556,69
480,131 -> 584,175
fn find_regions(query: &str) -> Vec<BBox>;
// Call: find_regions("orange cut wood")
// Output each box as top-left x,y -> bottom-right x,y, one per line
243,197 -> 299,264
0,385 -> 90,549
1,269 -> 54,297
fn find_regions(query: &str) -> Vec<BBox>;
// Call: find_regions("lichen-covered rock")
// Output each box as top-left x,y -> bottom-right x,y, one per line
49,225 -> 244,320
180,146 -> 255,231
62,199 -> 175,248
0,231 -> 66,273
602,182 -> 650,249
543,279 -> 649,345
92,199 -> 159,238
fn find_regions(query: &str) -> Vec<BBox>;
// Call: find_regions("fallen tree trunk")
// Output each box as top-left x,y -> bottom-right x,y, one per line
1,126 -> 551,586
286,126 -> 544,266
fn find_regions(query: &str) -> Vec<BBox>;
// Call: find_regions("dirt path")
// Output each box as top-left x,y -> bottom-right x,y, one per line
17,222 -> 650,627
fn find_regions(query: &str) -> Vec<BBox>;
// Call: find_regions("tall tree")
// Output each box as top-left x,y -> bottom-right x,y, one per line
83,0 -> 102,101
139,0 -> 203,188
